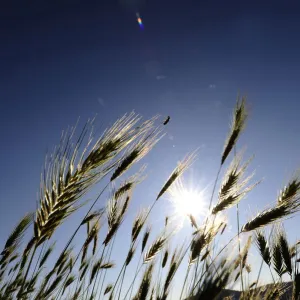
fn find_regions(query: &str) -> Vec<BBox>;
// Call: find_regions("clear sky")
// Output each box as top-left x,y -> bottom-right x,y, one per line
1,0 -> 300,295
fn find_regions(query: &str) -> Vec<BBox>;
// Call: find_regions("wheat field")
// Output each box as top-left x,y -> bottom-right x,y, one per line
1,97 -> 300,300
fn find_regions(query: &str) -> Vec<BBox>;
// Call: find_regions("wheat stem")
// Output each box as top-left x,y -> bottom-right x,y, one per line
90,246 -> 106,299
61,182 -> 109,260
180,265 -> 191,300
19,245 -> 37,297
127,252 -> 143,300
123,263 -> 144,298
234,145 -> 244,294
98,237 -> 116,297
29,241 -> 47,286
194,166 -> 221,288
117,265 -> 127,300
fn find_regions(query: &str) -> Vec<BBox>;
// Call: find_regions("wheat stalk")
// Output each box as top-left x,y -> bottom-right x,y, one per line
110,129 -> 162,181
242,201 -> 300,232
278,229 -> 292,276
255,230 -> 271,266
212,153 -> 259,214
131,210 -> 148,244
156,152 -> 197,200
144,234 -> 167,263
162,249 -> 169,269
272,230 -> 284,278
103,194 -> 131,246
0,213 -> 33,273
221,95 -> 248,165
34,113 -> 157,248
133,263 -> 154,300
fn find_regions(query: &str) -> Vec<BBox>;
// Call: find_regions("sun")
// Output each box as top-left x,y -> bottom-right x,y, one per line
167,177 -> 208,228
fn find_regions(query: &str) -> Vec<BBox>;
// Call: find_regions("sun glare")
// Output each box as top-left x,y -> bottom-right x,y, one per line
168,177 -> 208,228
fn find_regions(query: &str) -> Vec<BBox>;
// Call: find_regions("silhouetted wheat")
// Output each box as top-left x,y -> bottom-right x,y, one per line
2,97 -> 300,300
255,230 -> 271,266
221,96 -> 248,165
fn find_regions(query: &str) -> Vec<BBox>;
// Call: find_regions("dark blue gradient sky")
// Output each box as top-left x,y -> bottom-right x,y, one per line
1,0 -> 300,288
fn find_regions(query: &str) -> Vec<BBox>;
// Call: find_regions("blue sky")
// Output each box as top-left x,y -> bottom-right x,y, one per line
1,0 -> 300,295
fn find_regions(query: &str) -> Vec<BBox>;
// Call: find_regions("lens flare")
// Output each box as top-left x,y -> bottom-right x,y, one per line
136,12 -> 144,29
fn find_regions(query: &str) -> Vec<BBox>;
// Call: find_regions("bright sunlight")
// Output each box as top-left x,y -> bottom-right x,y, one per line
167,177 -> 208,228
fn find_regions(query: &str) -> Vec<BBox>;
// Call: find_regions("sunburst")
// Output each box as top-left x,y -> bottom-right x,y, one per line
167,177 -> 208,229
